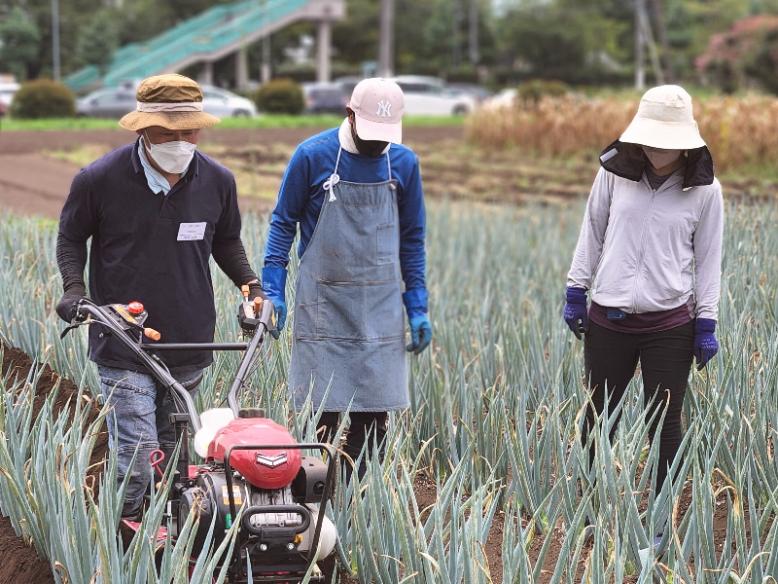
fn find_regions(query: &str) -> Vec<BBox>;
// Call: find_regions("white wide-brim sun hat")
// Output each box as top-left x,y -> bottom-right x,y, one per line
620,85 -> 706,150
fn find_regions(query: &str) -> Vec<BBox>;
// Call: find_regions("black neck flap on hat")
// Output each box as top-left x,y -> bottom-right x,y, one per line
598,140 -> 715,189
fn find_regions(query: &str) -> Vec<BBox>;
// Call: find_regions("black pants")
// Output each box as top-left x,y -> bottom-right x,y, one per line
318,411 -> 388,481
582,321 -> 694,492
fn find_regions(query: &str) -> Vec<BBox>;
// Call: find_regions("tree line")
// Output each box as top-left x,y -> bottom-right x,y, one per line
1,0 -> 777,90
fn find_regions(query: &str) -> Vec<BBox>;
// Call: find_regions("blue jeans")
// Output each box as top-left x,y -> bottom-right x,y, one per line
98,365 -> 202,516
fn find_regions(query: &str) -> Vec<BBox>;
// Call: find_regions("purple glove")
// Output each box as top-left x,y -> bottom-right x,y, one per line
694,318 -> 718,370
563,287 -> 589,340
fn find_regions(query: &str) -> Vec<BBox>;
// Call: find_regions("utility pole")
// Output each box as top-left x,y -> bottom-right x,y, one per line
452,0 -> 463,67
634,0 -> 645,90
51,0 -> 61,81
378,0 -> 395,77
468,0 -> 479,66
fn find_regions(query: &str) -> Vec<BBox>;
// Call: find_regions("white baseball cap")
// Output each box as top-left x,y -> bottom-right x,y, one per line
620,85 -> 706,150
348,78 -> 404,144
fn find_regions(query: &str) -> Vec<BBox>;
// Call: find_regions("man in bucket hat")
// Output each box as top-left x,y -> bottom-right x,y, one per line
55,74 -> 263,518
262,78 -> 432,479
563,85 -> 723,552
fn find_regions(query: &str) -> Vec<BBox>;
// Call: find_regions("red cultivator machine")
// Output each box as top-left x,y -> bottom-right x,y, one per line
63,295 -> 338,583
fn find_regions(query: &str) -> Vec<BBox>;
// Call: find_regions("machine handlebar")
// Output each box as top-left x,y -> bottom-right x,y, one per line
63,297 -> 276,432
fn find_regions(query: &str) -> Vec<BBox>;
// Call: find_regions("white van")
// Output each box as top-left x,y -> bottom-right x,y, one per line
390,76 -> 475,116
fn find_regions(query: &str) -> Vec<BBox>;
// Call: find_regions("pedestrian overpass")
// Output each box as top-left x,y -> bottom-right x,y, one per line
65,0 -> 345,94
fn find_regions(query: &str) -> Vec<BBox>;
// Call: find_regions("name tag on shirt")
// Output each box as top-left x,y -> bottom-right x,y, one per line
177,222 -> 207,241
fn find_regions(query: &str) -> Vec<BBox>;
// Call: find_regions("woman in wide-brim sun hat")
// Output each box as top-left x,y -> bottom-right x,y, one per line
562,85 -> 724,544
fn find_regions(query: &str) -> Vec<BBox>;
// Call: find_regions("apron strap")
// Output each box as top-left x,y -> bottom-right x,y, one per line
324,147 -> 343,202
386,150 -> 392,181
325,148 -> 394,202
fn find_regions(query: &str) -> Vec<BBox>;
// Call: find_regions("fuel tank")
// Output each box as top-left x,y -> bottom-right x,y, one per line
207,418 -> 302,489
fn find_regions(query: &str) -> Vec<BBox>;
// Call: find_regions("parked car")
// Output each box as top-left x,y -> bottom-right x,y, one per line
302,82 -> 348,114
481,88 -> 518,110
447,82 -> 492,104
76,88 -> 136,118
201,85 -> 257,117
77,85 -> 256,118
390,76 -> 476,116
332,76 -> 361,96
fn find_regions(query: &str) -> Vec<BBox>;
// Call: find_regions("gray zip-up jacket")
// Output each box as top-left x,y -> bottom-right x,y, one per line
567,145 -> 724,321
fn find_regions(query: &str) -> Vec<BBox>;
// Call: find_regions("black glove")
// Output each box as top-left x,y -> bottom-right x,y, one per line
55,284 -> 87,323
247,281 -> 266,302
238,281 -> 267,332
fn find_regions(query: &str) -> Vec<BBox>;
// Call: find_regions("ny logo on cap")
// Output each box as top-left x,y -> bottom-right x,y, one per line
376,100 -> 392,118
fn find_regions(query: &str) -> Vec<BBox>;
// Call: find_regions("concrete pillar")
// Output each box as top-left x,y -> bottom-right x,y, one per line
236,46 -> 249,91
201,61 -> 214,86
316,19 -> 332,83
261,35 -> 272,84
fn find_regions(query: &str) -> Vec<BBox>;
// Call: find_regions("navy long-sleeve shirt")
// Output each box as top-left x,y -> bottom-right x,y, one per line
57,141 -> 256,374
264,127 -> 427,292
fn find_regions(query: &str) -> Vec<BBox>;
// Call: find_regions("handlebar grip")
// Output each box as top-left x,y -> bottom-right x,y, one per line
144,328 -> 161,341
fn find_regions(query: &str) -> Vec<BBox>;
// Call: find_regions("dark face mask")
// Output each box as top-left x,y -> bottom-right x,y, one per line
350,119 -> 388,157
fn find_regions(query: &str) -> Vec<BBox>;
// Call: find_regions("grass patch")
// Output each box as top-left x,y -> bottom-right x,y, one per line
0,114 -> 466,132
47,144 -> 111,167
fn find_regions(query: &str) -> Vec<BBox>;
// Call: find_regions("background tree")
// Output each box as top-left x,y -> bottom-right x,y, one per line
696,15 -> 778,93
3,0 -> 778,90
495,0 -> 631,85
75,10 -> 119,74
0,7 -> 40,80
746,27 -> 778,94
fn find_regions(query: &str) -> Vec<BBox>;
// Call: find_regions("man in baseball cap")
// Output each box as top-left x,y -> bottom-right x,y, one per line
262,78 -> 432,479
55,73 -> 263,519
348,77 -> 404,144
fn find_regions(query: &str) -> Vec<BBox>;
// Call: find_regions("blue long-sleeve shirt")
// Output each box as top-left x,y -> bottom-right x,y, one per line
264,127 -> 427,291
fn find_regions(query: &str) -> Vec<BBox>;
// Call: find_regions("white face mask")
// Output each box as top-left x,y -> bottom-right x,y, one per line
144,133 -> 196,174
642,147 -> 682,170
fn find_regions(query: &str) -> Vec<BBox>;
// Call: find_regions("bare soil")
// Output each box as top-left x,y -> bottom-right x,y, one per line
0,345 -> 110,584
0,153 -> 85,219
0,127 -> 461,219
0,127 -> 463,156
0,345 -> 98,584
0,514 -> 53,584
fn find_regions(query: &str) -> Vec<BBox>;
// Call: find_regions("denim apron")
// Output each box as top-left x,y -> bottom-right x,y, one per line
289,147 -> 408,412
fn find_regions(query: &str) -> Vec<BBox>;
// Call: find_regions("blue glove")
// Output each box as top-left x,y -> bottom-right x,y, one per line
261,266 -> 287,338
694,318 -> 718,370
563,287 -> 589,340
403,288 -> 432,354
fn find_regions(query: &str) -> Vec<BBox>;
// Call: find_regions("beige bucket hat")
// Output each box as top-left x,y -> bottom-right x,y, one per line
620,85 -> 706,150
119,73 -> 220,131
